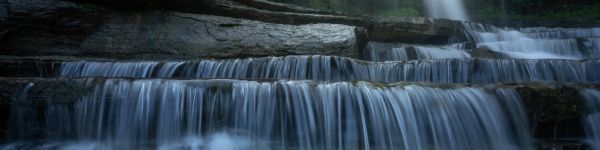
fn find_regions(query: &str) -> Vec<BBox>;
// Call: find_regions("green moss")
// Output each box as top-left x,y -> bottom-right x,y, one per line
470,2 -> 600,21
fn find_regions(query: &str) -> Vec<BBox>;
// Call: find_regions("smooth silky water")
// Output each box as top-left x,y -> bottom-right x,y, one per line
580,89 -> 600,149
59,56 -> 600,84
365,42 -> 471,61
3,0 -> 600,149
423,0 -> 468,20
463,23 -> 600,60
3,79 -> 533,150
6,19 -> 600,150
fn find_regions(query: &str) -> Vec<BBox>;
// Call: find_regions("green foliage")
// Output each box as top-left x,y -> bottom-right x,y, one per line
269,0 -> 422,16
306,0 -> 335,11
511,0 -> 544,7
461,0 -> 600,24
469,6 -> 504,19
533,3 -> 600,19
270,0 -> 600,21
376,8 -> 421,17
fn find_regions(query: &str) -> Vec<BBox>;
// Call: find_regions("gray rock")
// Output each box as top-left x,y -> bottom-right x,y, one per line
0,0 -> 469,59
369,17 -> 466,44
81,12 -> 357,59
0,0 -> 106,55
0,0 -> 357,59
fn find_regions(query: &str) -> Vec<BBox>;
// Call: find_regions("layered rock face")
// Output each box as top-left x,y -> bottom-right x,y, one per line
1,0 -> 359,59
0,0 -> 466,59
0,0 -> 599,149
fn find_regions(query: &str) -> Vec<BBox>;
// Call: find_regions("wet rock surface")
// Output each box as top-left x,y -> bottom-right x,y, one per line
0,0 -> 107,56
367,17 -> 466,44
0,78 -> 90,141
0,0 -> 466,60
81,12 -> 357,59
1,0 -> 358,59
0,78 -> 89,104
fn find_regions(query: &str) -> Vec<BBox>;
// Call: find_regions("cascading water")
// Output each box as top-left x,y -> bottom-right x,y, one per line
366,23 -> 600,61
423,0 -> 469,20
59,56 -> 600,84
3,0 -> 600,149
5,24 -> 600,150
3,79 -> 533,150
464,23 -> 600,59
580,89 -> 600,149
365,42 -> 471,61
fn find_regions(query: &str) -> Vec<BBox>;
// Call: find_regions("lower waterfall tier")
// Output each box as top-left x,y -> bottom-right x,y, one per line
0,78 -> 596,149
580,89 -> 600,150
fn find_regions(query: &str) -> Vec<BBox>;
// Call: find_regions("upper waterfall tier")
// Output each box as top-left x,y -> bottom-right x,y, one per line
367,25 -> 600,61
463,23 -> 600,60
48,56 -> 599,84
4,78 -> 532,149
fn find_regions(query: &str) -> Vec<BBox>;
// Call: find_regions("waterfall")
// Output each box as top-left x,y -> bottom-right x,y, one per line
366,42 -> 471,61
580,89 -> 600,149
3,79 -> 533,150
464,23 -> 600,59
424,0 -> 469,21
4,0 -> 600,149
60,56 -> 600,84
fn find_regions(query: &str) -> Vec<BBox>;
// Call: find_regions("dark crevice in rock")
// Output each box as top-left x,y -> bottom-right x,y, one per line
517,86 -> 587,140
218,23 -> 241,27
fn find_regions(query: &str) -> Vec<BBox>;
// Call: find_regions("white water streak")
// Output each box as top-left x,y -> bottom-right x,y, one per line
580,89 -> 600,149
424,0 -> 469,20
4,79 -> 532,150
